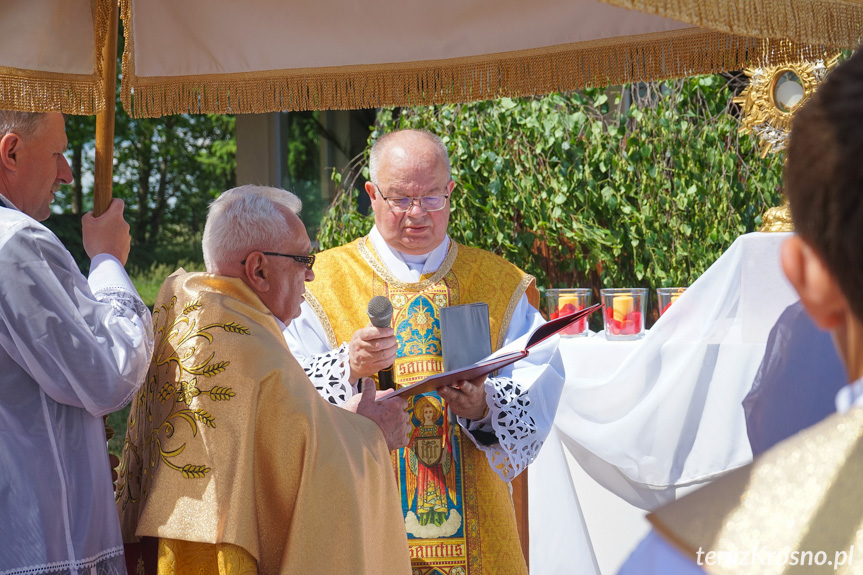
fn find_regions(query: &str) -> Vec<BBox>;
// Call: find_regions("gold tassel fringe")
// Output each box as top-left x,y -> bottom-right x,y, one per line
0,71 -> 103,115
601,0 -> 863,50
119,23 -> 825,118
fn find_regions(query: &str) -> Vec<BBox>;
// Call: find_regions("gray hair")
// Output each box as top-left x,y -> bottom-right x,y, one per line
368,129 -> 451,183
0,111 -> 48,139
202,185 -> 302,273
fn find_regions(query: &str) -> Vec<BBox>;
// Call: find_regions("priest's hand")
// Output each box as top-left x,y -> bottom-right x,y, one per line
438,375 -> 489,421
349,379 -> 410,450
348,325 -> 398,381
82,199 -> 132,265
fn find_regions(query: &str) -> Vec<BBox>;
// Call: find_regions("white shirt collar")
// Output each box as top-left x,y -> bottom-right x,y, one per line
368,225 -> 450,282
835,375 -> 863,413
0,191 -> 19,211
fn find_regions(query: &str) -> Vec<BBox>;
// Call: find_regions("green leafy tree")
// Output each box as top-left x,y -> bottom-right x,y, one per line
319,75 -> 784,320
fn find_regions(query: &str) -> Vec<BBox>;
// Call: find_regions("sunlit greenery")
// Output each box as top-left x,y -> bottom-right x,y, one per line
320,75 -> 784,322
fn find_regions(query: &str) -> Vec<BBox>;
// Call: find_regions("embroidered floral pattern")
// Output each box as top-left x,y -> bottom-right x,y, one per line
117,296 -> 247,509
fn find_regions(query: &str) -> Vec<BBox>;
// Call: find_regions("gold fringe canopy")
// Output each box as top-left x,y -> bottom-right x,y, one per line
119,5 -> 825,119
0,0 -> 109,115
599,0 -> 863,49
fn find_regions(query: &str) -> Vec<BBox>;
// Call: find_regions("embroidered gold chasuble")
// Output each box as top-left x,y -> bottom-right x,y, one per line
650,408 -> 863,575
305,237 -> 538,575
116,272 -> 410,575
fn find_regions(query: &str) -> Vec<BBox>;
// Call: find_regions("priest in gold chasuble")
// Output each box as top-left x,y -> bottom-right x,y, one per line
284,130 -> 565,574
117,186 -> 411,575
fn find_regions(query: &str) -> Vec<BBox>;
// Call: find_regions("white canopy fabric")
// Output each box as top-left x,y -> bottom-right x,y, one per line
0,0 -> 108,114
118,0 -> 823,116
1,0 -> 855,116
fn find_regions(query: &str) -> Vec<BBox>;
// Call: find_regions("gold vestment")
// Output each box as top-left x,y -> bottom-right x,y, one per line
305,237 -> 537,575
116,272 -> 410,574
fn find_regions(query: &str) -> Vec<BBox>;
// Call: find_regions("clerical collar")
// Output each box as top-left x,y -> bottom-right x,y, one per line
368,225 -> 449,283
835,374 -> 863,413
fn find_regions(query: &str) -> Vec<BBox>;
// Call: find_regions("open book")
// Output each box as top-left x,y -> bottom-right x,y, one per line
379,302 -> 602,400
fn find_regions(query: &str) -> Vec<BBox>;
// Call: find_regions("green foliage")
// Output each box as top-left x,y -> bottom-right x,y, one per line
318,77 -> 784,319
112,113 -> 236,247
107,405 -> 130,457
130,258 -> 205,309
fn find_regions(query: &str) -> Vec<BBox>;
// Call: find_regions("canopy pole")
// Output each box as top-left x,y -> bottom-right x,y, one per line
94,0 -> 119,217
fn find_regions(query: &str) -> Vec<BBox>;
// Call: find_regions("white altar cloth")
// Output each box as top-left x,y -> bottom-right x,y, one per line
529,232 -> 800,574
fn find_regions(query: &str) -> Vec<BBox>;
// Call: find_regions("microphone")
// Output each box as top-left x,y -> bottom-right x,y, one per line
367,296 -> 395,390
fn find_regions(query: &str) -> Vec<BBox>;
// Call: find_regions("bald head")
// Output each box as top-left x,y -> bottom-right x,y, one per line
368,130 -> 451,185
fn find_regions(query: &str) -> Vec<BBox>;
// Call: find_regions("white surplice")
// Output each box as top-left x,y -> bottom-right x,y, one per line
283,226 -> 565,480
0,203 -> 154,575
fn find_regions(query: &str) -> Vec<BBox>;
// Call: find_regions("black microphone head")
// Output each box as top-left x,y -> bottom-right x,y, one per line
367,296 -> 393,328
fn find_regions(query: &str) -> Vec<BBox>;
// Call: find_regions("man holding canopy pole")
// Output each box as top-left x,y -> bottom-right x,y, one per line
0,110 -> 154,575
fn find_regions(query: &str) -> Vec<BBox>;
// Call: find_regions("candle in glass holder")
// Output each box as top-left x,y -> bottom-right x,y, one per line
601,288 -> 646,340
612,295 -> 633,322
545,288 -> 591,336
657,287 -> 687,316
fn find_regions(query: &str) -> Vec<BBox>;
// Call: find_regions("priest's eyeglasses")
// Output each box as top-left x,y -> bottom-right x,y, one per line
373,183 -> 450,212
241,252 -> 315,270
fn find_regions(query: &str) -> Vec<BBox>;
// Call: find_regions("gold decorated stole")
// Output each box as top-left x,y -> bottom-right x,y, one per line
305,237 -> 537,574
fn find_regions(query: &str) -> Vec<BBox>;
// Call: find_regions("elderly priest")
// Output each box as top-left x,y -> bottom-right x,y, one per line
117,186 -> 411,574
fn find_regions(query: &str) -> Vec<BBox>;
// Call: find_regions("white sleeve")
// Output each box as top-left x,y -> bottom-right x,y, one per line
0,221 -> 154,416
284,300 -> 357,404
458,293 -> 566,481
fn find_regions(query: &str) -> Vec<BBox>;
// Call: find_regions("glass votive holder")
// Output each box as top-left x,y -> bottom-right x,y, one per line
657,287 -> 687,316
600,288 -> 647,340
545,288 -> 592,337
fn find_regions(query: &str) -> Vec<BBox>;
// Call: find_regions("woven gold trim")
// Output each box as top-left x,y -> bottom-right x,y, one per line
497,275 -> 535,351
118,24 -> 821,117
356,236 -> 459,293
0,72 -> 102,115
600,0 -> 863,49
0,0 -> 108,114
303,289 -> 337,349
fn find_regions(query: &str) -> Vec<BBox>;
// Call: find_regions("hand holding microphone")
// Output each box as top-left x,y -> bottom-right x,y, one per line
347,296 -> 398,387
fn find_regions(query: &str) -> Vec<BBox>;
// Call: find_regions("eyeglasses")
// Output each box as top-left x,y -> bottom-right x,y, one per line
373,183 -> 451,213
241,251 -> 315,270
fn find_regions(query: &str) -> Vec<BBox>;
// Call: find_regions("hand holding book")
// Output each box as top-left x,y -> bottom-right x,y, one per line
379,302 -> 602,400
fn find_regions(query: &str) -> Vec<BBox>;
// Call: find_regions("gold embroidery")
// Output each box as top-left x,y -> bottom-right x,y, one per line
303,288 -> 337,348
117,295 -> 248,509
357,235 -> 459,292
498,274 -> 535,351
